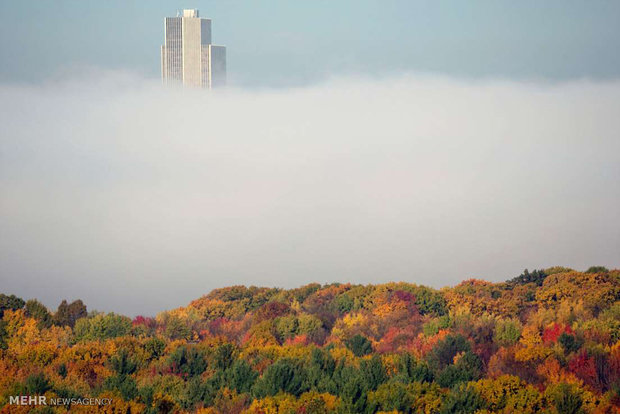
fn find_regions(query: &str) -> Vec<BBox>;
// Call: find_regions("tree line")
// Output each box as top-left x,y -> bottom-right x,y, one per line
0,266 -> 618,413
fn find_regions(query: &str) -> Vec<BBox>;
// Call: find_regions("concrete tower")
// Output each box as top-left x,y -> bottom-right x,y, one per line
161,9 -> 226,88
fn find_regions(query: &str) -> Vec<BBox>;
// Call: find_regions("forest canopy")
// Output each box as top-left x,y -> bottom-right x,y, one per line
0,266 -> 618,413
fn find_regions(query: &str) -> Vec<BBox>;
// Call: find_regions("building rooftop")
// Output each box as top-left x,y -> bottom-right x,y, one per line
182,9 -> 199,18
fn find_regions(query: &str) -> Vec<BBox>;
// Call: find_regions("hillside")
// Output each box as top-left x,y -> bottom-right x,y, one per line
0,267 -> 619,413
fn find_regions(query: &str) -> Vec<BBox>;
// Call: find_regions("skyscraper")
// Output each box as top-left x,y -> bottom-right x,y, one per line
161,9 -> 226,88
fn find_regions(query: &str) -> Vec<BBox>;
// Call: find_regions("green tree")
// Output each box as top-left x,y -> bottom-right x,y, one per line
585,266 -> 609,274
0,293 -> 25,317
440,383 -> 486,414
427,334 -> 471,370
25,373 -> 51,394
548,383 -> 585,414
104,349 -> 139,400
252,358 -> 308,398
57,363 -> 68,378
545,266 -> 574,275
25,299 -> 52,329
227,360 -> 258,394
168,346 -> 207,378
368,382 -> 415,413
360,355 -> 387,391
164,315 -> 191,340
53,299 -> 87,327
436,351 -> 482,388
73,312 -> 132,341
345,334 -> 373,357
336,294 -> 354,313
298,314 -> 325,343
181,377 -> 209,410
339,372 -> 369,414
108,348 -> 138,376
0,320 -> 7,350
423,315 -> 451,336
306,347 -> 337,393
395,353 -> 433,383
507,269 -> 547,286
558,333 -> 582,354
144,337 -> 166,360
330,361 -> 373,413
494,319 -> 522,346
104,374 -> 138,401
274,315 -> 299,341
214,343 -> 236,370
411,286 -> 448,316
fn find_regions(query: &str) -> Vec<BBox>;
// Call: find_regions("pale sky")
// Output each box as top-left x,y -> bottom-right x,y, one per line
1,1 -> 620,86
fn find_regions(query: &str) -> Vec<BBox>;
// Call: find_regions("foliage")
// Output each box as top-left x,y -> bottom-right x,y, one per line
53,299 -> 87,327
144,336 -> 166,360
163,315 -> 192,340
0,266 -> 618,413
546,383 -> 586,414
395,353 -> 433,383
559,332 -> 583,354
508,268 -> 548,286
345,334 -> 373,357
473,375 -> 543,413
24,373 -> 51,394
426,334 -> 471,369
585,266 -> 609,274
0,294 -> 25,317
0,320 -> 7,350
24,299 -> 52,329
107,348 -> 138,376
439,383 -> 486,414
227,359 -> 258,393
436,351 -> 482,388
167,345 -> 207,378
252,358 -> 308,398
494,318 -> 522,346
73,312 -> 132,341
368,381 -> 441,414
423,315 -> 451,337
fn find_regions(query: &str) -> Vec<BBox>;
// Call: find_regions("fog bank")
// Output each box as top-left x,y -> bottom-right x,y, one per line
1,73 -> 619,315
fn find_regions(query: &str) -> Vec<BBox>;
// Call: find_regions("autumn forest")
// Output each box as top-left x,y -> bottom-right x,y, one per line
1,266 -> 619,413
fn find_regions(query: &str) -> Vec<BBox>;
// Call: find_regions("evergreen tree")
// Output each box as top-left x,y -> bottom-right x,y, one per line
345,334 -> 373,357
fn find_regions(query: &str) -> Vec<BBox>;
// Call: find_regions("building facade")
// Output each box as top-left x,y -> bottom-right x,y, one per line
161,9 -> 226,88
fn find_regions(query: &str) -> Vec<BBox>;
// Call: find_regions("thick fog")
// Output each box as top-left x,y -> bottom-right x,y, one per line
1,73 -> 619,316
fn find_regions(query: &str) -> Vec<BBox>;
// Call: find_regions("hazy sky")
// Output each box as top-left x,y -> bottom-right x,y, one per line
1,1 -> 620,86
0,2 -> 619,316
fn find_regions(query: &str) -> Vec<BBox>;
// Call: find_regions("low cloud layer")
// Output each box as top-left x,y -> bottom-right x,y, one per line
1,73 -> 619,316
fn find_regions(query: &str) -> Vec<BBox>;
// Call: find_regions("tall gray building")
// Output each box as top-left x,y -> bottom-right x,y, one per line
161,9 -> 226,88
